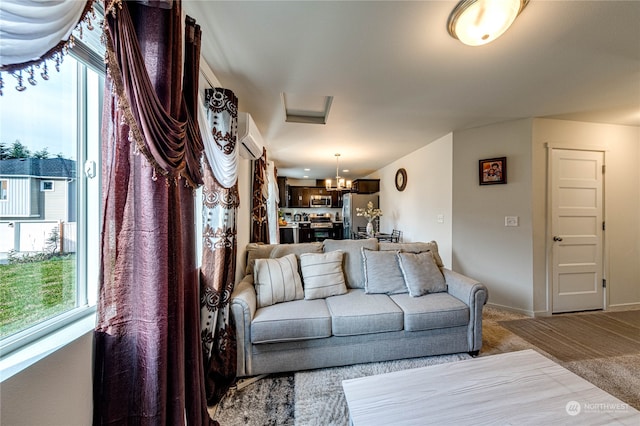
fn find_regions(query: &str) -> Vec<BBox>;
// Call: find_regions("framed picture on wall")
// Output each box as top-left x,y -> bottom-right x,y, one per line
479,157 -> 507,185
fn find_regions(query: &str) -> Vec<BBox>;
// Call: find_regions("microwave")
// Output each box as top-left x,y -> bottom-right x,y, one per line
310,195 -> 332,208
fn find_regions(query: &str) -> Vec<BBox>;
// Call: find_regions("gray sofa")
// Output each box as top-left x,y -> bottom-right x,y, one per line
230,238 -> 488,377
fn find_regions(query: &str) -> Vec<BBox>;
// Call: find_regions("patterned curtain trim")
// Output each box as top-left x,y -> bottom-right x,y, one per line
0,0 -> 97,95
102,0 -> 203,188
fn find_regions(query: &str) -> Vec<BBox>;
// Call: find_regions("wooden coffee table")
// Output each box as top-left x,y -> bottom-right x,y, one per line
342,349 -> 639,425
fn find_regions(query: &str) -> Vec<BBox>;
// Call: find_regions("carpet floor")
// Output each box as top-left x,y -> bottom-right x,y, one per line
210,306 -> 640,425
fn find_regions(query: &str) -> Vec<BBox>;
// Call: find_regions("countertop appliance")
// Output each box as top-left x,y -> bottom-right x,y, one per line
342,193 -> 379,239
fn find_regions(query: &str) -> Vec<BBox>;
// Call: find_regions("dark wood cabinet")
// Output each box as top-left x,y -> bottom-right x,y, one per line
352,179 -> 380,194
289,186 -> 308,208
277,176 -> 288,207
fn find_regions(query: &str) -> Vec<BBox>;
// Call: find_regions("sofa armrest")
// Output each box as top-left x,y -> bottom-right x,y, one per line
230,275 -> 257,376
443,268 -> 488,352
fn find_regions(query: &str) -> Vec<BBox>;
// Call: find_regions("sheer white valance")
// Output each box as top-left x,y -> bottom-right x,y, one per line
0,0 -> 95,93
198,90 -> 239,189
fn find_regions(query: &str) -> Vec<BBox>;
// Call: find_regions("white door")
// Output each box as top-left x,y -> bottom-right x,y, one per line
551,149 -> 604,313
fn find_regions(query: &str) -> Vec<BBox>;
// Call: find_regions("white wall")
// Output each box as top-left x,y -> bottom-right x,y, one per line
452,119 -> 534,314
235,158 -> 253,283
1,333 -> 93,425
531,119 -> 640,311
372,133 -> 453,267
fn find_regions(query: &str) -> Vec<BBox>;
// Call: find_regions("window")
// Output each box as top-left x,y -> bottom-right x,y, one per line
40,180 -> 54,192
0,10 -> 104,357
0,180 -> 7,201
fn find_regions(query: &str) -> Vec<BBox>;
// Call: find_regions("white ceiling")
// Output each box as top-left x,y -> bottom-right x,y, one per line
183,0 -> 640,180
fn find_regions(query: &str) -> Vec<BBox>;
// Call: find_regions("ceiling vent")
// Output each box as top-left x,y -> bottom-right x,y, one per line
237,112 -> 264,160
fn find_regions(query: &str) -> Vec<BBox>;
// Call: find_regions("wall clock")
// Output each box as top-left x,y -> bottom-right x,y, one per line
395,168 -> 407,191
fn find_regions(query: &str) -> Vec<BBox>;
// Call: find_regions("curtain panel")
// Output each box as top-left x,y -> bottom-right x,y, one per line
0,0 -> 96,92
199,88 -> 240,405
251,148 -> 269,243
93,1 -> 211,424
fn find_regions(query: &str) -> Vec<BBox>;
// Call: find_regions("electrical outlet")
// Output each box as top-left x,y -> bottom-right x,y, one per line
505,216 -> 519,227
437,214 -> 444,224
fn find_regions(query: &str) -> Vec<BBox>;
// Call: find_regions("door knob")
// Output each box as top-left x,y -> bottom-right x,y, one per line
553,236 -> 563,242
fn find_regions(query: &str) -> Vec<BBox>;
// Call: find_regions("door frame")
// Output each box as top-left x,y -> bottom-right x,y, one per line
545,143 -> 608,314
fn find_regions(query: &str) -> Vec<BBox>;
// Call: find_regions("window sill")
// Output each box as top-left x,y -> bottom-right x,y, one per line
0,309 -> 95,382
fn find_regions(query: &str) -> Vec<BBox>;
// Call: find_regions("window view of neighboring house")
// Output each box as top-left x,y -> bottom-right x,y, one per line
0,11 -> 104,349
0,179 -> 7,200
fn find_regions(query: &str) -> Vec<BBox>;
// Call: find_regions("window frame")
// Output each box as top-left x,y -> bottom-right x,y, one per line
0,8 -> 104,376
40,180 -> 55,192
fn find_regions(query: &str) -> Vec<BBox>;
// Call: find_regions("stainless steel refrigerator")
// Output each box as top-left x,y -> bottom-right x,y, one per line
342,193 -> 379,239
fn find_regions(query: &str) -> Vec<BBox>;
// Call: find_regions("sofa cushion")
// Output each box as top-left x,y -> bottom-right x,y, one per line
323,238 -> 378,289
246,243 -> 276,275
361,248 -> 407,295
379,240 -> 444,268
251,299 -> 332,344
254,254 -> 304,308
325,289 -> 404,336
299,251 -> 348,300
390,293 -> 469,332
397,251 -> 447,297
245,242 -> 323,276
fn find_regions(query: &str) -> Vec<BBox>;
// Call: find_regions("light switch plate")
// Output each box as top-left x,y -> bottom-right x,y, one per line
437,214 -> 444,224
505,216 -> 519,227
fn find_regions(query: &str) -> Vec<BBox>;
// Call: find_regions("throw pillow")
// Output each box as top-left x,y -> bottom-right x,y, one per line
299,251 -> 348,300
361,248 -> 407,295
254,253 -> 304,308
323,238 -> 378,289
379,240 -> 444,268
397,251 -> 447,297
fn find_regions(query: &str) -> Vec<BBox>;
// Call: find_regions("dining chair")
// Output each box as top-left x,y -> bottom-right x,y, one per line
391,229 -> 402,243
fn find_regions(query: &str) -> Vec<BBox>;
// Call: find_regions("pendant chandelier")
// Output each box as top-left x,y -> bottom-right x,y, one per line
325,153 -> 352,191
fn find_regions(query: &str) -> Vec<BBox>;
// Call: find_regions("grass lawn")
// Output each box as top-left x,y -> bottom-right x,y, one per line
0,254 -> 76,338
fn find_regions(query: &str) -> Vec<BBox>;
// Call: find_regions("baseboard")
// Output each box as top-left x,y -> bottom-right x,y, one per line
485,302 -> 534,317
606,302 -> 640,311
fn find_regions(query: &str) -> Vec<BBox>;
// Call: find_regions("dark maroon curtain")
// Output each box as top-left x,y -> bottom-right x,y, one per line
93,1 -> 211,424
251,148 -> 269,243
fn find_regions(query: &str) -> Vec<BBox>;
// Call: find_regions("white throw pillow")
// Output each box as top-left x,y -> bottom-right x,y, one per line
397,251 -> 447,297
299,251 -> 348,300
254,253 -> 304,308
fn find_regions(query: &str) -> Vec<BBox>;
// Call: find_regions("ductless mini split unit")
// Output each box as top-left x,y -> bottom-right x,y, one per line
237,112 -> 264,160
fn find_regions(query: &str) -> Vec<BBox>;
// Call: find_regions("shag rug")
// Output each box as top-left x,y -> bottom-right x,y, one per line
210,306 -> 640,424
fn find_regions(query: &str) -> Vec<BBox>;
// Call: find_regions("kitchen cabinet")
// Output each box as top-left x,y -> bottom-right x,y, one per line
289,186 -> 308,208
298,223 -> 313,243
277,176 -> 288,207
331,190 -> 347,208
352,179 -> 380,194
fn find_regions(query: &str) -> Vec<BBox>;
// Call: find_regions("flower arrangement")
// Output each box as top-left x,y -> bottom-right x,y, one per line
356,201 -> 383,223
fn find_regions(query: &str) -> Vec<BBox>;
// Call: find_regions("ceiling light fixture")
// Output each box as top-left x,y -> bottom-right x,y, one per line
325,153 -> 352,191
447,0 -> 529,46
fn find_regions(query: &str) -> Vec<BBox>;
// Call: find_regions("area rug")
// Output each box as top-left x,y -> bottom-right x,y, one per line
499,310 -> 640,362
293,353 -> 471,426
209,373 -> 295,426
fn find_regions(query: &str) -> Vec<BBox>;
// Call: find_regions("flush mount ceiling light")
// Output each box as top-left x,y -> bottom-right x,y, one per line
325,153 -> 352,191
447,0 -> 529,46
